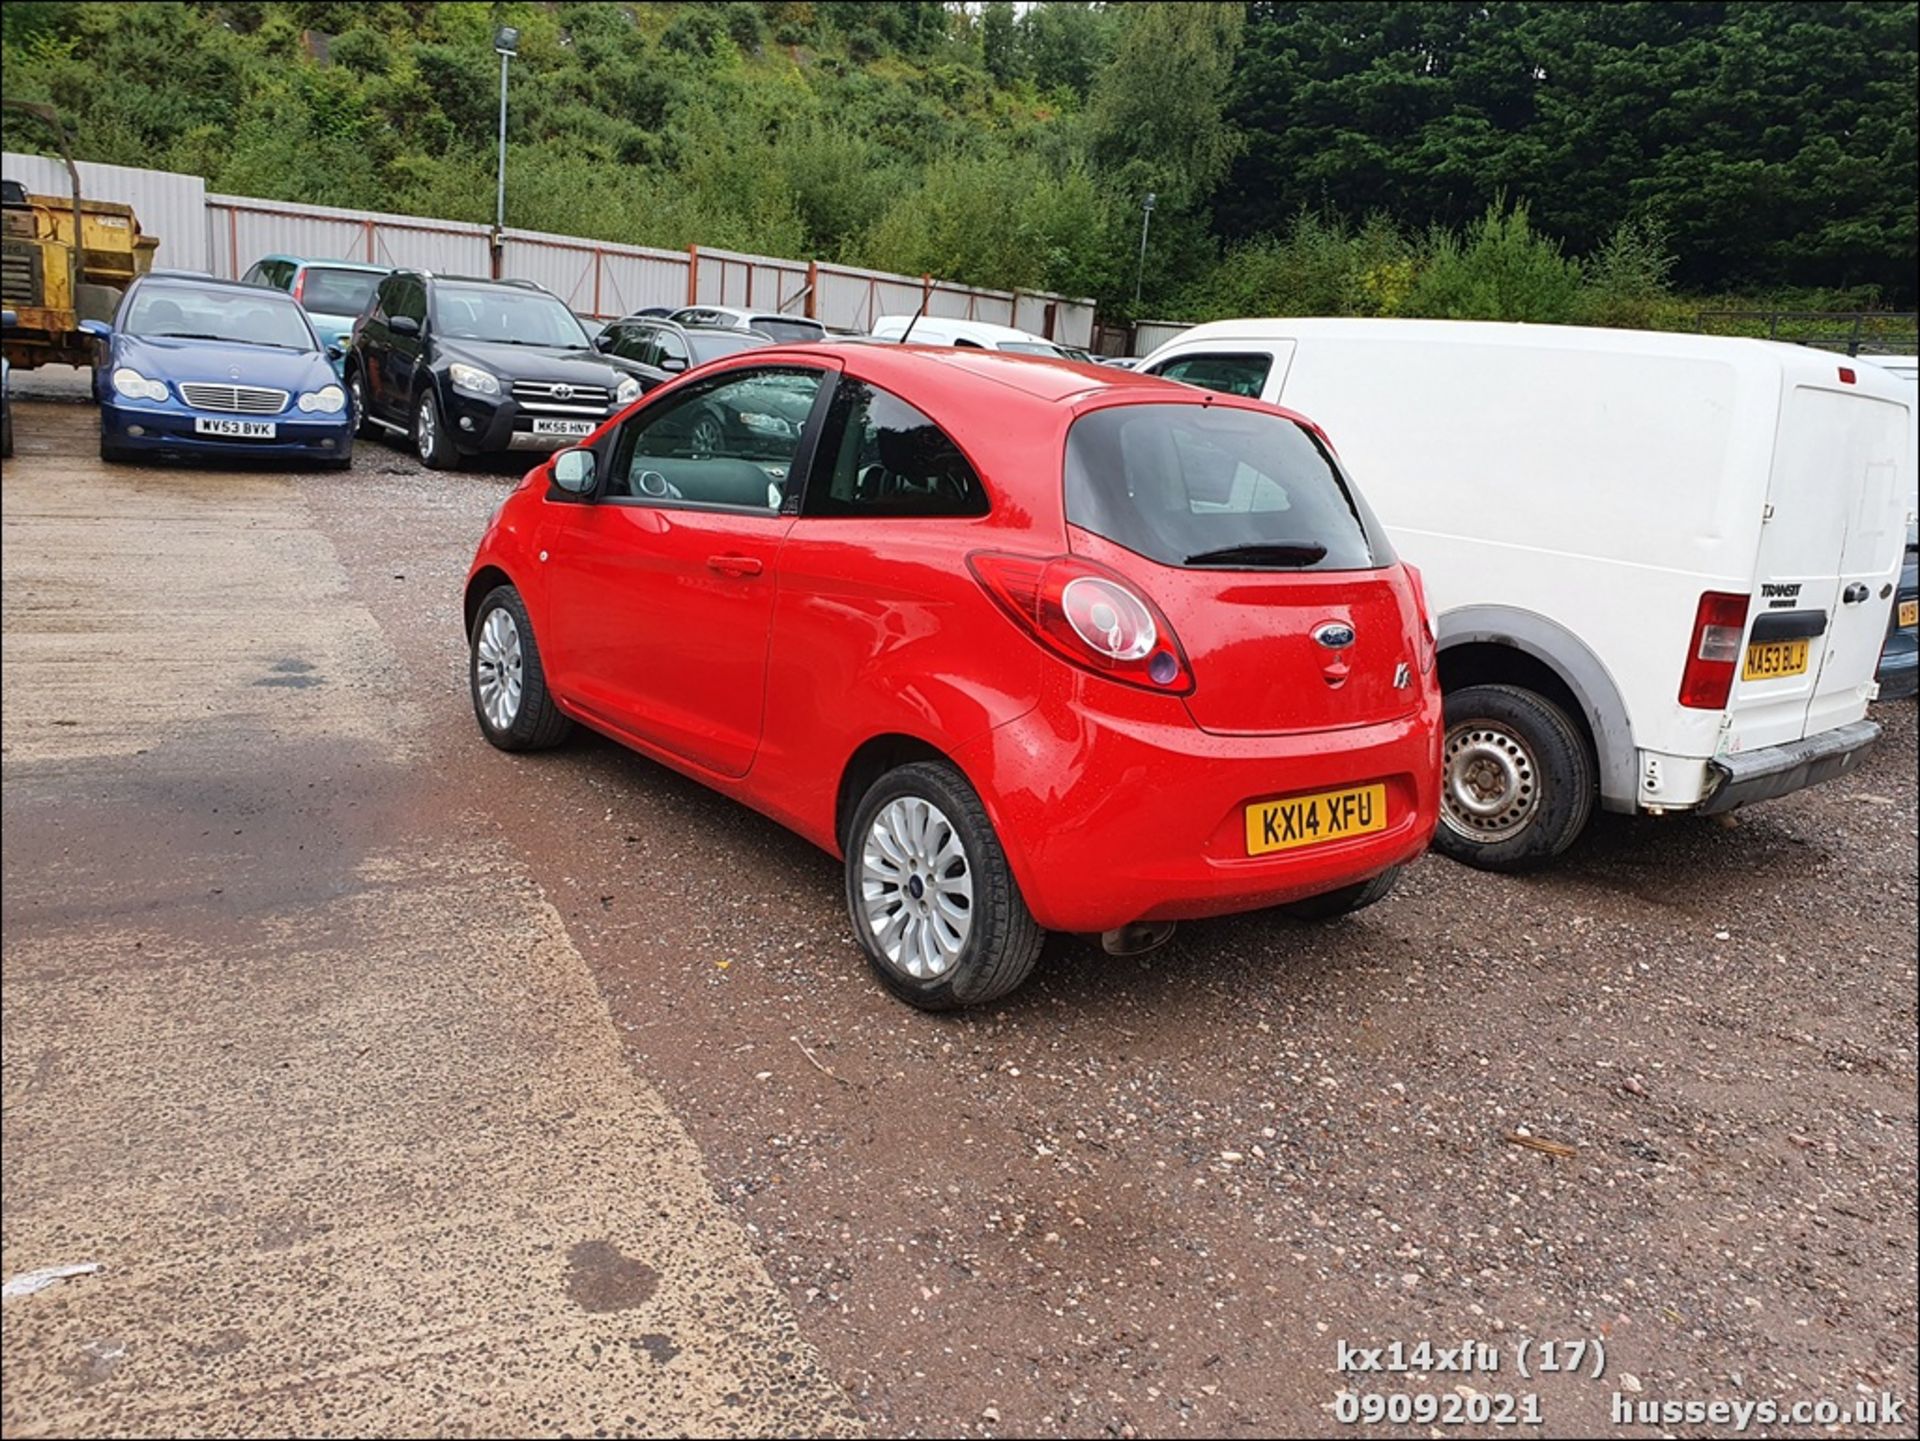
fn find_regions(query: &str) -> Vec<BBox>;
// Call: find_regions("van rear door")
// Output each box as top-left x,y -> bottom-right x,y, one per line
1734,380 -> 1910,748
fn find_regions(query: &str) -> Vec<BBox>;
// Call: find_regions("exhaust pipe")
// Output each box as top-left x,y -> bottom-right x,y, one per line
1101,920 -> 1177,956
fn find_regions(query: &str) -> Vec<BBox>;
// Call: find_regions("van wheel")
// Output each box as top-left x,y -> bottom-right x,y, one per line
470,585 -> 572,751
1434,683 -> 1594,872
1283,865 -> 1403,921
845,761 -> 1044,1011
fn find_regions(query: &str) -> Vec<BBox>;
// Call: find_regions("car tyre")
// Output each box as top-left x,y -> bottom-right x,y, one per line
346,367 -> 375,440
1433,683 -> 1594,872
1283,864 -> 1403,921
845,760 -> 1044,1011
99,427 -> 134,463
470,585 -> 572,751
414,386 -> 455,470
2,406 -> 12,459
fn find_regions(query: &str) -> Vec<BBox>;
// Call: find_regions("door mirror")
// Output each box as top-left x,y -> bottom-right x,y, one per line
593,332 -> 613,352
390,315 -> 420,337
660,354 -> 688,373
326,343 -> 345,362
551,447 -> 598,496
77,318 -> 111,339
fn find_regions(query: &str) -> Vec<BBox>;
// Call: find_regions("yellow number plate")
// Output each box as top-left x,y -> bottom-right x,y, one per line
1900,599 -> 1918,629
1743,638 -> 1809,681
1246,783 -> 1389,856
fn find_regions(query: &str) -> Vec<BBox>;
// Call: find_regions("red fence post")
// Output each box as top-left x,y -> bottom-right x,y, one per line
228,206 -> 240,278
593,249 -> 603,318
363,219 -> 375,263
686,245 -> 699,306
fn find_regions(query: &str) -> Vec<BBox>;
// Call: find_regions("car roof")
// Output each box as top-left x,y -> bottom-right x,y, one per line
140,272 -> 300,299
257,255 -> 390,273
751,340 -> 1174,405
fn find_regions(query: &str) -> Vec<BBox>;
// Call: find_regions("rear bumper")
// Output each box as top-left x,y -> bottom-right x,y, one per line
958,671 -> 1443,933
1699,719 -> 1882,815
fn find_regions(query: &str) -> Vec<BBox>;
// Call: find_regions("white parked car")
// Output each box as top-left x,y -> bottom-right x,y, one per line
1142,318 -> 1916,870
869,315 -> 1072,356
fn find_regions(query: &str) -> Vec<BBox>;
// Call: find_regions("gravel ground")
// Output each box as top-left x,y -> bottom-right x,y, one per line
8,386 -> 1917,1437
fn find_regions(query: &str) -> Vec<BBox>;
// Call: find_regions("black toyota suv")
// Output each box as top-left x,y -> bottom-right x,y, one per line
346,272 -> 664,468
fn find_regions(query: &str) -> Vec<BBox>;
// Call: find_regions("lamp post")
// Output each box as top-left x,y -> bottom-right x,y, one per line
492,25 -> 519,276
1133,191 -> 1156,312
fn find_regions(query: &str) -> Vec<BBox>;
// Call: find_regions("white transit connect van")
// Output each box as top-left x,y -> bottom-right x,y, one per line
1142,319 -> 1916,870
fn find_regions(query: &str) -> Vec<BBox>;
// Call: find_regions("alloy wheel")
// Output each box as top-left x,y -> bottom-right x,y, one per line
860,796 -> 974,979
474,607 -> 523,731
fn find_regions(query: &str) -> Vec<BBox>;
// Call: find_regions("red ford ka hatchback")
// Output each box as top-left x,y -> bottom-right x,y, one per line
464,346 -> 1441,1009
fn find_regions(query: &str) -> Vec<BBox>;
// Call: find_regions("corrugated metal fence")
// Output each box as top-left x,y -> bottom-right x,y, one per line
3,152 -> 1096,345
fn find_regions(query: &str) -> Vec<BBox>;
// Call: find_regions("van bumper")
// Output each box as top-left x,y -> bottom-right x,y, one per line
1698,719 -> 1881,815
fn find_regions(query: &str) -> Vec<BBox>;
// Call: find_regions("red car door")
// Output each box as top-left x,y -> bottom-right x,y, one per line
537,361 -> 836,778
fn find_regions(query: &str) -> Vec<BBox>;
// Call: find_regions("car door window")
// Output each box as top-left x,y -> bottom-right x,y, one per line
655,329 -> 690,369
393,277 -> 428,329
610,367 -> 825,510
615,325 -> 661,368
1149,352 -> 1274,399
805,379 -> 987,517
241,262 -> 265,286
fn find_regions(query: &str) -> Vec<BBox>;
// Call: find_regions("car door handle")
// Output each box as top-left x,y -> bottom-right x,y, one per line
706,554 -> 763,577
1842,583 -> 1871,605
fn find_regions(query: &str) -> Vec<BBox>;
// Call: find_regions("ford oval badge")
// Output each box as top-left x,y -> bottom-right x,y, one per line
1313,621 -> 1356,650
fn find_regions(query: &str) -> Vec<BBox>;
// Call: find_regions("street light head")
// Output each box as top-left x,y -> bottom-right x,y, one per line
1143,192 -> 1157,213
494,25 -> 520,56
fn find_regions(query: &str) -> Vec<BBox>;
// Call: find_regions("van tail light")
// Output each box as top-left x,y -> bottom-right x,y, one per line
968,552 -> 1194,694
1679,591 -> 1751,709
1404,562 -> 1437,673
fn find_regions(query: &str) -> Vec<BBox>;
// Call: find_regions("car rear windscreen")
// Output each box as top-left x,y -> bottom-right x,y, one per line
299,268 -> 381,316
1064,403 -> 1388,571
752,317 -> 825,344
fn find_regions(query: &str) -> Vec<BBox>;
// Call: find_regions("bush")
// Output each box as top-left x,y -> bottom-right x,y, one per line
1407,199 -> 1583,323
328,26 -> 389,77
1577,217 -> 1677,328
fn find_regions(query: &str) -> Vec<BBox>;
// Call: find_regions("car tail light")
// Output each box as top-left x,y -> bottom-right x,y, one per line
292,270 -> 305,303
1404,562 -> 1437,673
968,552 -> 1194,693
1679,591 -> 1750,709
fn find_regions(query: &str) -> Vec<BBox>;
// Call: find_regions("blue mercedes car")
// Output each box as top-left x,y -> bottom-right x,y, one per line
83,273 -> 353,467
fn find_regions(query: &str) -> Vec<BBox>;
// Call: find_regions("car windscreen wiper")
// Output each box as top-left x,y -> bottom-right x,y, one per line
1183,542 -> 1330,568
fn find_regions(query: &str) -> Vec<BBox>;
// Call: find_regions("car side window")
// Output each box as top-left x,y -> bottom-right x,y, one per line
393,277 -> 428,328
804,379 -> 988,518
369,275 -> 400,323
1149,352 -> 1274,399
241,262 -> 265,286
609,367 -> 824,511
656,329 -> 690,368
619,326 -> 661,368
